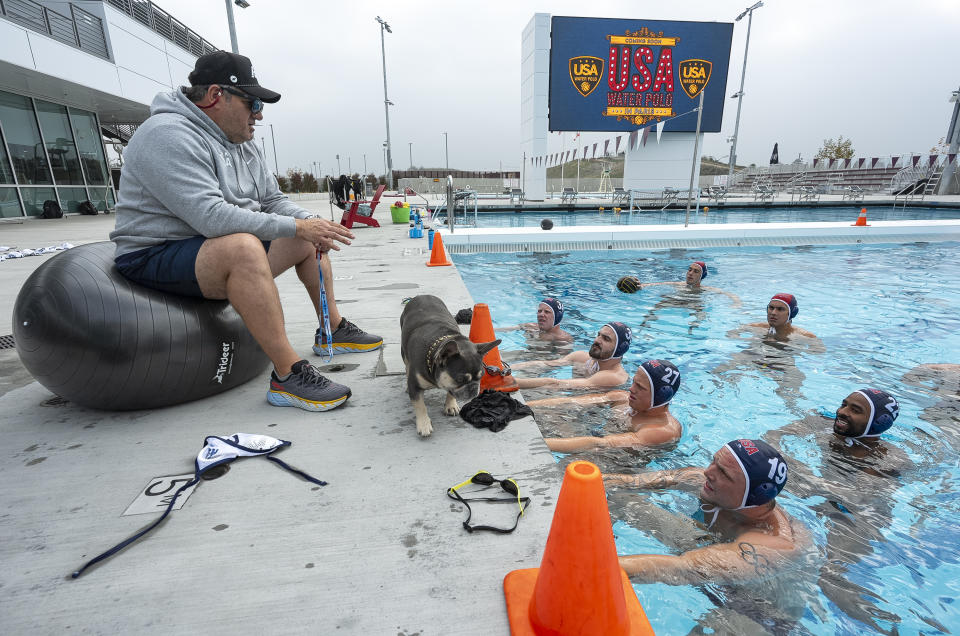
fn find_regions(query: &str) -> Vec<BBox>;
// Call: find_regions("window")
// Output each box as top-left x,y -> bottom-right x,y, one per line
58,187 -> 89,213
0,188 -> 23,218
0,91 -> 52,185
35,100 -> 84,185
68,108 -> 108,185
19,187 -> 58,217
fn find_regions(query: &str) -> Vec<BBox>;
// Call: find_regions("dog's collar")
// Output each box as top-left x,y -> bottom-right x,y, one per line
426,334 -> 460,376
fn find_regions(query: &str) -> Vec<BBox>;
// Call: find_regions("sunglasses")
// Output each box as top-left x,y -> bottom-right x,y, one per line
220,85 -> 264,114
447,471 -> 530,534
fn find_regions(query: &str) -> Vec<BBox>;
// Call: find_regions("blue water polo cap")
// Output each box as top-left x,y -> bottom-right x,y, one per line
852,388 -> 900,438
770,293 -> 799,320
692,261 -> 707,280
604,321 -> 632,358
638,359 -> 681,408
725,439 -> 787,509
539,298 -> 564,327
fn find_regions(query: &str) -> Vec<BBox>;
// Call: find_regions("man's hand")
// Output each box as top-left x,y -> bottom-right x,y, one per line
295,217 -> 354,252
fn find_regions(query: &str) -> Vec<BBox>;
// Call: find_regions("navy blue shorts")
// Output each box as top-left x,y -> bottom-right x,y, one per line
115,236 -> 271,298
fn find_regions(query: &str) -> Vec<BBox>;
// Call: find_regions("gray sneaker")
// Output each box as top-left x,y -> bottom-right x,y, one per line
267,360 -> 351,411
313,318 -> 383,354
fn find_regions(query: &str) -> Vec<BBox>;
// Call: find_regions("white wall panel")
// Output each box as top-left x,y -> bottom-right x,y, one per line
28,32 -> 121,94
0,21 -> 35,69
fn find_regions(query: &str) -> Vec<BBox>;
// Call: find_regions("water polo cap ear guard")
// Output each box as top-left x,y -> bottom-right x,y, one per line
638,360 -> 681,409
853,389 -> 900,438
770,294 -> 798,320
725,440 -> 787,509
447,471 -> 531,534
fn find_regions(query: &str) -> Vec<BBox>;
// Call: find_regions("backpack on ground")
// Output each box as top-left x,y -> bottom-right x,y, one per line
78,200 -> 98,215
42,200 -> 63,219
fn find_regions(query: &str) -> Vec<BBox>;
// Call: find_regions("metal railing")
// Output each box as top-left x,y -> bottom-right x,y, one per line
104,0 -> 216,57
1,0 -> 109,59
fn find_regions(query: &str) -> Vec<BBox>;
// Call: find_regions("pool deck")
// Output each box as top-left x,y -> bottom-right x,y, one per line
0,207 -> 564,635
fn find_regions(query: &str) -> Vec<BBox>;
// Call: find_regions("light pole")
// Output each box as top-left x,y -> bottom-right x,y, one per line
726,1 -> 763,185
224,0 -> 249,54
376,16 -> 394,190
408,142 -> 413,169
336,154 -> 341,175
442,132 -> 449,171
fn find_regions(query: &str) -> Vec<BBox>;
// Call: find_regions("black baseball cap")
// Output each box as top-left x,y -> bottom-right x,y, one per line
188,51 -> 281,103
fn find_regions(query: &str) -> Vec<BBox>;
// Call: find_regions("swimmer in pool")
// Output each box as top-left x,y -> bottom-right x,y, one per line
716,293 -> 823,414
511,322 -> 631,390
618,261 -> 742,307
496,297 -> 573,344
529,359 -> 682,452
605,439 -> 810,585
742,293 -> 817,342
763,388 -> 912,631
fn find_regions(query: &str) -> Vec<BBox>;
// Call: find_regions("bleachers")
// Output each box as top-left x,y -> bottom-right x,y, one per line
728,164 -> 905,195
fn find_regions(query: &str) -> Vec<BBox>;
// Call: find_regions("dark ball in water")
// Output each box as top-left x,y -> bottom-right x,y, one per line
616,276 -> 641,294
540,219 -> 554,230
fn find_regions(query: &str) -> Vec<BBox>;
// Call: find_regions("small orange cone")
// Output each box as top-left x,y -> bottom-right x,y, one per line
852,208 -> 869,226
469,303 -> 518,392
504,461 -> 654,635
426,232 -> 452,267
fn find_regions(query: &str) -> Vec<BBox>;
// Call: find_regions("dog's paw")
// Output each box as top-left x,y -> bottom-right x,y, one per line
416,416 -> 434,437
444,394 -> 460,416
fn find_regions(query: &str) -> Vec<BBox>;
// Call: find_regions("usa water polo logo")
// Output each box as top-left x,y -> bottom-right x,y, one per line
738,439 -> 760,455
204,446 -> 220,460
569,56 -> 604,97
678,59 -> 712,98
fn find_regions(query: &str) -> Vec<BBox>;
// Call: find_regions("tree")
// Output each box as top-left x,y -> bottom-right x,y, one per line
302,173 -> 318,192
275,175 -> 289,192
287,169 -> 304,192
815,136 -> 855,160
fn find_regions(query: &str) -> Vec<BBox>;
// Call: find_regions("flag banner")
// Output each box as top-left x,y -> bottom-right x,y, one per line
770,143 -> 779,165
656,120 -> 665,143
629,130 -> 638,150
871,157 -> 879,168
891,157 -> 899,168
911,155 -> 920,167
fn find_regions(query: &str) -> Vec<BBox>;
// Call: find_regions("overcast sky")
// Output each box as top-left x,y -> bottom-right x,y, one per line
150,0 -> 959,176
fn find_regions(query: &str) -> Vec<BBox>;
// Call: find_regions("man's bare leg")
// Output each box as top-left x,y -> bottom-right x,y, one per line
266,237 -> 343,326
195,233 -> 300,376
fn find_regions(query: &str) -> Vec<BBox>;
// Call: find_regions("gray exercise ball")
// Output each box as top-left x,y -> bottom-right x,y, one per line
13,241 -> 269,410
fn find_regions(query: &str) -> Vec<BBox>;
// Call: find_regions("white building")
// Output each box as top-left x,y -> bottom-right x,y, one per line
0,0 -> 215,218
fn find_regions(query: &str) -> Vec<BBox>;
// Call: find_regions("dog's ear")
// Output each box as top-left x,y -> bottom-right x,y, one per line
474,339 -> 501,357
438,339 -> 460,361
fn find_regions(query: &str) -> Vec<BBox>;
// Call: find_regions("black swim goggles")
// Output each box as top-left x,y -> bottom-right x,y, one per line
220,85 -> 264,114
446,471 -> 530,534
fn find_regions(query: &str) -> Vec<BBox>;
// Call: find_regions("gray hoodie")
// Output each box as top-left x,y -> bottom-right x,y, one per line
110,89 -> 311,257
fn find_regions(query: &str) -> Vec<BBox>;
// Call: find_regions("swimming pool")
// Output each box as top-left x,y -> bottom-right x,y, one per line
461,205 -> 960,227
454,242 -> 960,635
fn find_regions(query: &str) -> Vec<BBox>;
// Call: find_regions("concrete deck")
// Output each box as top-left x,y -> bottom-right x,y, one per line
0,207 -> 563,635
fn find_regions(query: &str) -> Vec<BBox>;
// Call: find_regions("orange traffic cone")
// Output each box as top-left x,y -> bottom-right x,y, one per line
469,303 -> 518,392
426,232 -> 453,267
504,461 -> 654,635
852,208 -> 869,226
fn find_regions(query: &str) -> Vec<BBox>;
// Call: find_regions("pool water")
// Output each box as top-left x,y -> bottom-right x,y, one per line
454,242 -> 960,635
464,205 -> 960,227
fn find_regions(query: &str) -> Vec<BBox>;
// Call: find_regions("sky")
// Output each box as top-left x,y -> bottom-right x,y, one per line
149,0 -> 960,176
